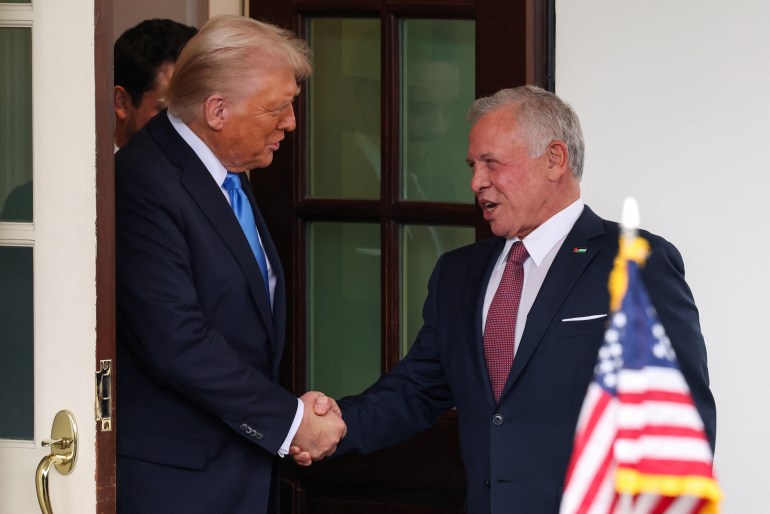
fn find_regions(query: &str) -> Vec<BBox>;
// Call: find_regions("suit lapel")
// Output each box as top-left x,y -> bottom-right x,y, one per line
499,206 -> 606,400
147,114 -> 277,343
241,174 -> 286,374
463,237 -> 507,407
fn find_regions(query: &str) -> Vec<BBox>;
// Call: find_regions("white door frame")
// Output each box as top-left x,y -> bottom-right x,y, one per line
0,0 -> 115,512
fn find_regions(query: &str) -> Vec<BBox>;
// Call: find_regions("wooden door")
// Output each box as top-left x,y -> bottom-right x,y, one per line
246,1 -> 552,512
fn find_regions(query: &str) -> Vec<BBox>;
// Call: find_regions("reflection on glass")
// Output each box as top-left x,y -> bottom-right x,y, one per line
401,19 -> 475,204
307,222 -> 381,398
307,18 -> 381,200
0,246 -> 34,440
0,27 -> 33,222
400,224 -> 474,355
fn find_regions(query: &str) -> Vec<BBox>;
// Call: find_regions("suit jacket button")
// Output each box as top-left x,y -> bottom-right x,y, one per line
240,423 -> 249,432
254,432 -> 263,440
492,414 -> 504,425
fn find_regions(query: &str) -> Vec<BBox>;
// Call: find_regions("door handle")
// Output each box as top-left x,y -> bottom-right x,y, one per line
35,410 -> 78,514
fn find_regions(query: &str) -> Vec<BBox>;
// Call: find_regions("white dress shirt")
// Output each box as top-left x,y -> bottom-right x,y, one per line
482,199 -> 584,356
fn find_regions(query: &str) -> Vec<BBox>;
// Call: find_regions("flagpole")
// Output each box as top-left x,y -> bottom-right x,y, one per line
620,197 -> 639,514
621,196 -> 640,242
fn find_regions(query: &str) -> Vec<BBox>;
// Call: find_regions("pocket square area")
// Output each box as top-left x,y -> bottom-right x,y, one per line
561,314 -> 608,322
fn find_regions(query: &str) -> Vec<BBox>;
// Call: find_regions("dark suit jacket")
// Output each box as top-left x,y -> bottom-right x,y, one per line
338,206 -> 716,514
115,112 -> 296,514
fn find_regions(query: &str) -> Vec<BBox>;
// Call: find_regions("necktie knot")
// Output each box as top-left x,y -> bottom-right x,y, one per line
507,241 -> 529,265
223,172 -> 242,192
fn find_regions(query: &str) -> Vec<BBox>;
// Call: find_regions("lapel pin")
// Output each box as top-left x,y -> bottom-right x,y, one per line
573,247 -> 587,254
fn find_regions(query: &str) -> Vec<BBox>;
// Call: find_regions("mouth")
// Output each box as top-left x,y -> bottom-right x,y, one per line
269,142 -> 281,151
479,200 -> 498,212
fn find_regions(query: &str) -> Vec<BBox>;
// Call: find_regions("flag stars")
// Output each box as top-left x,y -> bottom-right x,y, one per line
652,322 -> 665,339
597,337 -> 623,390
602,372 -> 617,389
652,325 -> 675,361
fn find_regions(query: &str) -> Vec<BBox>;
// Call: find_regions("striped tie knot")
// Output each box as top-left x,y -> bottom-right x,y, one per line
508,240 -> 529,265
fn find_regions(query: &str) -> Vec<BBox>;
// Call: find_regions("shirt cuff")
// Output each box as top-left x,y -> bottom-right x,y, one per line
278,398 -> 304,457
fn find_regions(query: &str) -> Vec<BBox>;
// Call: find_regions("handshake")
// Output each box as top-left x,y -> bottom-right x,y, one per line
289,391 -> 345,467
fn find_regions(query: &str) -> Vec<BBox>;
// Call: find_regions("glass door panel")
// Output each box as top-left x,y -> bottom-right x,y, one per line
307,221 -> 381,398
401,19 -> 475,204
0,245 -> 34,440
400,224 -> 474,355
0,26 -> 33,222
307,18 -> 381,200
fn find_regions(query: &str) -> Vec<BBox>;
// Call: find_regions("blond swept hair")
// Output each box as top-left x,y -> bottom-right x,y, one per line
166,15 -> 312,121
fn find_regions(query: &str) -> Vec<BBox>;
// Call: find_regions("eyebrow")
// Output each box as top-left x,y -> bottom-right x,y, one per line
466,152 -> 495,166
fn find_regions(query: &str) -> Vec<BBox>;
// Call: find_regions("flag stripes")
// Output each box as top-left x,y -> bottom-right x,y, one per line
560,245 -> 721,514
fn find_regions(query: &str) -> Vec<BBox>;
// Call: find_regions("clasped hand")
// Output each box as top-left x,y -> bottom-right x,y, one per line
290,391 -> 345,467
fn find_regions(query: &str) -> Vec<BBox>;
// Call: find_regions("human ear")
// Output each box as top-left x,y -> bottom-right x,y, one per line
203,95 -> 226,131
546,140 -> 569,180
114,86 -> 131,120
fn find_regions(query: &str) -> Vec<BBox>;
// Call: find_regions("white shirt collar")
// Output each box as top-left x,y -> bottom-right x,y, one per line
500,198 -> 584,267
167,111 -> 229,187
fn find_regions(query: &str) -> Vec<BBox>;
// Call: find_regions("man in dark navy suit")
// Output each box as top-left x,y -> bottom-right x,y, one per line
115,15 -> 345,514
297,86 -> 716,514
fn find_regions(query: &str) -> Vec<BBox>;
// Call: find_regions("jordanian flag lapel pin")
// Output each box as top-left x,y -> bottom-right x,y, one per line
572,247 -> 587,254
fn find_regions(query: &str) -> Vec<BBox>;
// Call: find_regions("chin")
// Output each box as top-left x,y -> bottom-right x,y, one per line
489,224 -> 508,238
251,154 -> 274,169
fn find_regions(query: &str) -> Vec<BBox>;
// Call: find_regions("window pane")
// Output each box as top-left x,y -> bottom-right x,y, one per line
401,20 -> 475,204
0,246 -> 34,440
401,225 -> 474,354
307,222 -> 380,398
0,27 -> 33,222
307,18 -> 380,200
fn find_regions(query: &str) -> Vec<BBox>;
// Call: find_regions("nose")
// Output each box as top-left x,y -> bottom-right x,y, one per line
470,165 -> 488,194
278,104 -> 296,132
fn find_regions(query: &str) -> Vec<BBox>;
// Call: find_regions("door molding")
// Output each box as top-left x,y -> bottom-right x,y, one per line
94,0 -> 116,512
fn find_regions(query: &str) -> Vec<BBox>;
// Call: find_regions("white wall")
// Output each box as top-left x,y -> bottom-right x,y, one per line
113,0 -> 242,41
208,0 -> 244,18
556,1 -> 770,511
113,0 -> 207,41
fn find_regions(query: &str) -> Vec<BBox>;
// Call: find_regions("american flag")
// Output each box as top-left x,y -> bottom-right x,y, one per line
560,237 -> 722,514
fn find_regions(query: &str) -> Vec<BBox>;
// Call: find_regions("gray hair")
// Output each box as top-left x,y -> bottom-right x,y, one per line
467,85 -> 585,181
166,15 -> 312,121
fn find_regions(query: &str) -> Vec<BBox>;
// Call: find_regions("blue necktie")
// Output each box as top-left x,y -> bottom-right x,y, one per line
223,172 -> 270,299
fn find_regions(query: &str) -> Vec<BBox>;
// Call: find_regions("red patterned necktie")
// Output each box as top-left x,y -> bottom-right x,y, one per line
483,241 -> 529,402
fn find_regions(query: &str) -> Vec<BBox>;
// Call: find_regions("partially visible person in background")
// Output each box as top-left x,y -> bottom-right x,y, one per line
113,18 -> 197,150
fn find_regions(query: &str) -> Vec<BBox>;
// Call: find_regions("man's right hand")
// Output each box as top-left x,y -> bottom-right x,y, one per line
290,391 -> 346,466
